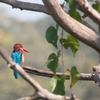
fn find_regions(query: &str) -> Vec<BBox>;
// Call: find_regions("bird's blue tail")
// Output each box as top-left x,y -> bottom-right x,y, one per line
11,52 -> 22,79
13,71 -> 18,79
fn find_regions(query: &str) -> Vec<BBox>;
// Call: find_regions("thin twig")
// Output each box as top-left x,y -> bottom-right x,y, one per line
98,25 -> 100,65
22,65 -> 94,81
61,29 -> 65,73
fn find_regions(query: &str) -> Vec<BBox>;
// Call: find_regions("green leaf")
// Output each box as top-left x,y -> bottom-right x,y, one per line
92,3 -> 100,13
69,0 -> 77,12
67,66 -> 80,89
60,35 -> 80,56
98,3 -> 100,13
46,26 -> 58,48
51,75 -> 66,95
68,10 -> 82,23
92,4 -> 97,10
46,53 -> 59,74
57,50 -> 61,57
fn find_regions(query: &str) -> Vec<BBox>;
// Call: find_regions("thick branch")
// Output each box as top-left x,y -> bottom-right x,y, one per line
75,0 -> 100,25
42,0 -> 100,53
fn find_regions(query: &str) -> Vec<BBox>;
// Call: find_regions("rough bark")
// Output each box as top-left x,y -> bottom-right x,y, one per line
42,0 -> 100,53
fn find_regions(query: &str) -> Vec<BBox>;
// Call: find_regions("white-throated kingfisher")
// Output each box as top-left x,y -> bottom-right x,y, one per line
11,43 -> 29,79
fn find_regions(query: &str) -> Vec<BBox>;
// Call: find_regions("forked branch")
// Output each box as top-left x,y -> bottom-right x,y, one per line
42,0 -> 100,53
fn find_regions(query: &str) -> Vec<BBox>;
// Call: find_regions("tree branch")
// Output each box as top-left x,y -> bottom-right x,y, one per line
17,94 -> 78,100
22,65 -> 93,81
0,0 -> 49,14
42,0 -> 100,54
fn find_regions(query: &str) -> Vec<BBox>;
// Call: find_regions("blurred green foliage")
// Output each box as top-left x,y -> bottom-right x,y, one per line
0,9 -> 100,100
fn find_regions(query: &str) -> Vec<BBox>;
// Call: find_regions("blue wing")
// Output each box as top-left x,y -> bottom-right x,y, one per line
11,52 -> 22,79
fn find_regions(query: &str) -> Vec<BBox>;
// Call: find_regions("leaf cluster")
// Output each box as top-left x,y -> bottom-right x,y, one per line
45,0 -> 82,95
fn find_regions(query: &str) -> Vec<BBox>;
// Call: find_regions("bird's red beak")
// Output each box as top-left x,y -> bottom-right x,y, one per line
20,48 -> 29,53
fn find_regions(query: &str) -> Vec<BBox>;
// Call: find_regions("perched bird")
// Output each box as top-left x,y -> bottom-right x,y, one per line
11,43 -> 29,79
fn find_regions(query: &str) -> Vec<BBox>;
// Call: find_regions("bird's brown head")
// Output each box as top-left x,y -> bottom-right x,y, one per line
13,43 -> 29,53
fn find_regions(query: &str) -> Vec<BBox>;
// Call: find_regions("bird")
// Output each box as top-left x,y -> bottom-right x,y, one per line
11,43 -> 29,79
